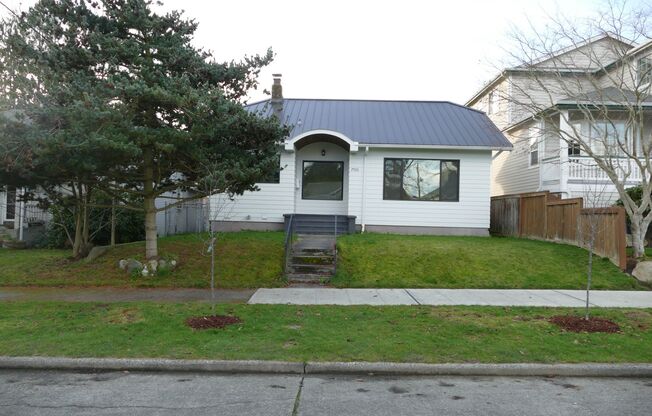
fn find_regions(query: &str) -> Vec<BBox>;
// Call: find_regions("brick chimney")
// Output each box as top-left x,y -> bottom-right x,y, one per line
271,73 -> 283,119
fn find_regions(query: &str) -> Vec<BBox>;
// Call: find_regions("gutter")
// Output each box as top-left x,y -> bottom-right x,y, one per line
359,143 -> 513,151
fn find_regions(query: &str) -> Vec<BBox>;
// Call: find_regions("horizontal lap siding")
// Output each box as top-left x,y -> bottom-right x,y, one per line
360,148 -> 491,228
209,151 -> 295,223
492,126 -> 539,195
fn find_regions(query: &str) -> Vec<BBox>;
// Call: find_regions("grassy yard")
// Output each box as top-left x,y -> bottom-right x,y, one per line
333,234 -> 644,290
0,232 -> 285,288
1,301 -> 651,363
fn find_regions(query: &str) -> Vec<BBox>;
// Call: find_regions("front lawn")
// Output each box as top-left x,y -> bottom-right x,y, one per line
333,234 -> 644,290
0,232 -> 285,288
1,301 -> 651,363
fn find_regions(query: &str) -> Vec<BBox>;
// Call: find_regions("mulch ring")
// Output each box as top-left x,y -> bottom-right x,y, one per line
549,315 -> 621,333
185,315 -> 242,330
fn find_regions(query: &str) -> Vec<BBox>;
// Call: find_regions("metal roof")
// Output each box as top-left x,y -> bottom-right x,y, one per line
246,99 -> 512,150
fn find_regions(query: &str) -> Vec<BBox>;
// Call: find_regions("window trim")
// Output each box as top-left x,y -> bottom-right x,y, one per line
637,57 -> 652,87
301,160 -> 344,201
382,158 -> 460,202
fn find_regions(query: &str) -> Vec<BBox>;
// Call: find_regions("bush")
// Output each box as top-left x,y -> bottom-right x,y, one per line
42,193 -> 145,249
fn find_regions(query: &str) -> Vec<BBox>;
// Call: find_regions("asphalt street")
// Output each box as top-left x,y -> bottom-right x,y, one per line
1,370 -> 651,415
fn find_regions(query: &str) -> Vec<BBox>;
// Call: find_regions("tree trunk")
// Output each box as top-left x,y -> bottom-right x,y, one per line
143,148 -> 158,260
71,204 -> 83,258
630,214 -> 646,259
110,199 -> 116,247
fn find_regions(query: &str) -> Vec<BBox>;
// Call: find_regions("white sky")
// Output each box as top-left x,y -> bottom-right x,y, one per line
1,0 -> 647,104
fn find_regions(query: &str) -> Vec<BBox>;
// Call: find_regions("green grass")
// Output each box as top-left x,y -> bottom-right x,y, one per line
333,234 -> 643,290
1,301 -> 651,363
0,232 -> 285,288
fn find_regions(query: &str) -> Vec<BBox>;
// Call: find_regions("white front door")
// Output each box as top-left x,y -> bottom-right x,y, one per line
295,142 -> 349,215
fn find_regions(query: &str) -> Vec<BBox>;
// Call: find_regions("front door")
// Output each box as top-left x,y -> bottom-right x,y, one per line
295,142 -> 349,215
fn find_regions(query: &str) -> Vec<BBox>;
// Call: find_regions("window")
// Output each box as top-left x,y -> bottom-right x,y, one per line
574,120 -> 631,156
4,187 -> 16,220
259,153 -> 282,183
383,159 -> 459,201
488,91 -> 499,115
528,127 -> 540,166
302,161 -> 343,200
638,57 -> 652,86
568,141 -> 582,156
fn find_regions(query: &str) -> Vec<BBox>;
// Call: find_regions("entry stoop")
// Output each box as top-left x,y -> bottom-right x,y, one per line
286,234 -> 337,284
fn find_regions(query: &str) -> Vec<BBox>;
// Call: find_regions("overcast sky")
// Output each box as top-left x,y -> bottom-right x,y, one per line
1,0 -> 648,104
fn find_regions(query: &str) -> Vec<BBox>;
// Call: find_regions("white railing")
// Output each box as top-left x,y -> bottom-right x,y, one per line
568,156 -> 643,183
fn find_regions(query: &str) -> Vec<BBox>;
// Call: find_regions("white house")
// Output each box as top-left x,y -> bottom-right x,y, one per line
210,75 -> 512,236
466,34 -> 652,205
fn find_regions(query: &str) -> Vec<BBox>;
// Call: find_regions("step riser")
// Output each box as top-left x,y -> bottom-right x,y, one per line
291,257 -> 334,265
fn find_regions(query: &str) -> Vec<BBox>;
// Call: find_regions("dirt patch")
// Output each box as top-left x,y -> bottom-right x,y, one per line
185,315 -> 242,330
105,307 -> 144,324
549,315 -> 621,333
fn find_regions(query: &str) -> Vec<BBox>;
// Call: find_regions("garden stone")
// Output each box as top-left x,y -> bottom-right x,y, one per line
158,259 -> 167,270
632,261 -> 652,283
141,266 -> 149,277
126,259 -> 143,274
118,259 -> 128,270
170,259 -> 177,269
86,246 -> 110,262
148,260 -> 158,274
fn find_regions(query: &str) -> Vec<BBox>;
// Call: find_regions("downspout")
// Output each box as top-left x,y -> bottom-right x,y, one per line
360,146 -> 369,232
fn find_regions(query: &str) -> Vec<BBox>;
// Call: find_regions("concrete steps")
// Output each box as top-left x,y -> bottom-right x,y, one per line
286,234 -> 337,284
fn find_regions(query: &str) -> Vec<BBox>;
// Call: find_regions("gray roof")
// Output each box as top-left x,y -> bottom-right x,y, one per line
246,99 -> 511,149
558,87 -> 652,106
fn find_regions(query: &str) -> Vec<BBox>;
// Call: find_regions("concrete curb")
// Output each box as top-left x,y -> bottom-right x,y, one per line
0,357 -> 304,374
1,357 -> 651,377
305,362 -> 652,377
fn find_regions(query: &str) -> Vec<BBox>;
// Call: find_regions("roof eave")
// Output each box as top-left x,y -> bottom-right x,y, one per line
359,143 -> 512,151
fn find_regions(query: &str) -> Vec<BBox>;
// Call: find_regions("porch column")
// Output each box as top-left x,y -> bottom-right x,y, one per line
558,110 -> 570,197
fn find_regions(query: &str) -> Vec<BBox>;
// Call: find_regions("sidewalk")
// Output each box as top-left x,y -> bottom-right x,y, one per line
248,288 -> 652,308
0,287 -> 254,303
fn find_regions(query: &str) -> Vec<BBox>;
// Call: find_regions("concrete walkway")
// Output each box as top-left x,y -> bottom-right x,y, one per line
0,287 -> 254,303
249,288 -> 652,308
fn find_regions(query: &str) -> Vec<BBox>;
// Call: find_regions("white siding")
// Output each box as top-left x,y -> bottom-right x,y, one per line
353,148 -> 491,229
491,124 -> 540,196
209,150 -> 295,223
211,146 -> 492,231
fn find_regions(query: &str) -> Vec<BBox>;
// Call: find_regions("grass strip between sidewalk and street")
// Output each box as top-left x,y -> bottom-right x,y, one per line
1,302 -> 651,363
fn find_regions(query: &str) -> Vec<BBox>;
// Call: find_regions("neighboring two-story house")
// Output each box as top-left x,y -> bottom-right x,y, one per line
467,34 -> 652,205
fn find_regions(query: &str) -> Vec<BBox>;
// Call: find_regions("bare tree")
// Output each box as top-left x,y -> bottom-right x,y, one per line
498,0 -> 652,257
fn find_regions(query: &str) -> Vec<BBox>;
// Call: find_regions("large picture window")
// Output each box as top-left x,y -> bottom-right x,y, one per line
383,159 -> 459,201
302,161 -> 344,200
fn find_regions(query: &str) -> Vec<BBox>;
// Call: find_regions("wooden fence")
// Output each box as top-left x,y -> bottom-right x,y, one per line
490,191 -> 627,270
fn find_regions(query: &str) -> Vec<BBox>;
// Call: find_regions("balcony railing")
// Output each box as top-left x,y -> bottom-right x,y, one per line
568,156 -> 643,182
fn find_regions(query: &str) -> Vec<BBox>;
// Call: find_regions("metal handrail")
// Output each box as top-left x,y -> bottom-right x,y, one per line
333,215 -> 338,272
283,214 -> 295,275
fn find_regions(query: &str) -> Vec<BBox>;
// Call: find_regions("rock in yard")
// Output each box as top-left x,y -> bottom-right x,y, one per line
141,266 -> 149,277
632,260 -> 652,283
158,259 -> 167,270
118,259 -> 128,270
86,245 -> 110,262
148,259 -> 158,273
126,259 -> 143,274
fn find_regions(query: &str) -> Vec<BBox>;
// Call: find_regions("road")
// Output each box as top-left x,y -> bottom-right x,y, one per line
0,370 -> 651,415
